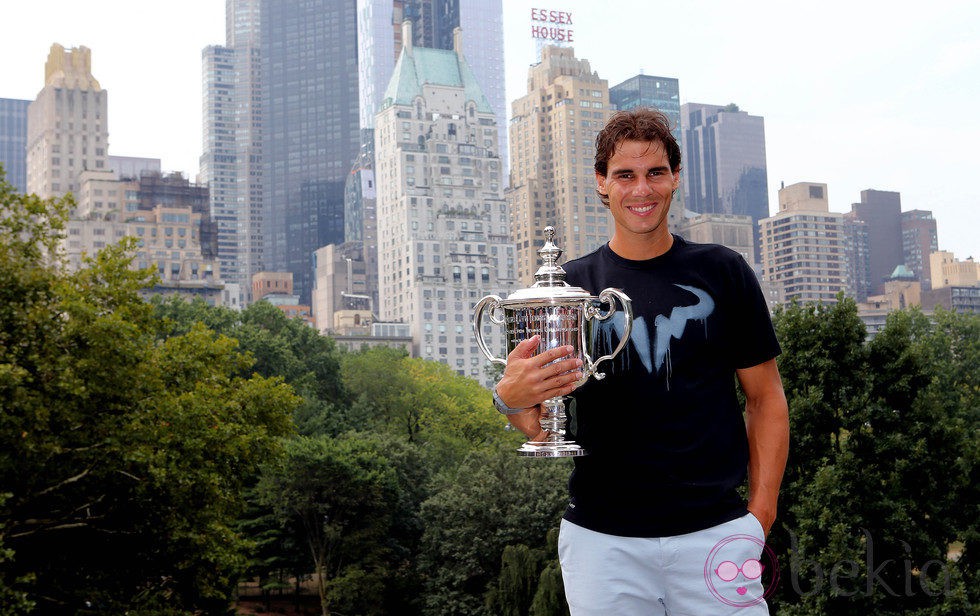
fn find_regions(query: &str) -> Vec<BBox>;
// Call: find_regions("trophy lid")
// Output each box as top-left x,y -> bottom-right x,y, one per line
503,226 -> 595,303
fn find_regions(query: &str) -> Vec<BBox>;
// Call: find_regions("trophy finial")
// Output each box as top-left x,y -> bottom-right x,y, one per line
534,225 -> 567,287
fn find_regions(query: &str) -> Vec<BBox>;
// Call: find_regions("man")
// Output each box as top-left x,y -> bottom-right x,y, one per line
492,108 -> 789,615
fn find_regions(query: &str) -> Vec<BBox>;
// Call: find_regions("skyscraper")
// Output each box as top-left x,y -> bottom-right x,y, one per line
202,0 -> 265,306
0,98 -> 30,193
508,45 -> 611,284
848,189 -> 902,296
353,0 -> 505,313
609,74 -> 686,234
681,102 -> 769,262
342,140 -> 379,313
759,182 -> 849,306
261,0 -> 361,305
27,44 -> 109,199
375,24 -> 516,384
843,213 -> 872,302
901,209 -> 938,289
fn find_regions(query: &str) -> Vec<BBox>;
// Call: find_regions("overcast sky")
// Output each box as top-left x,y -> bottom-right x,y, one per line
4,0 -> 978,260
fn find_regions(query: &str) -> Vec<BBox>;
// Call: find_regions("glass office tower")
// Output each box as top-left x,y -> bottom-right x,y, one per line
261,0 -> 361,304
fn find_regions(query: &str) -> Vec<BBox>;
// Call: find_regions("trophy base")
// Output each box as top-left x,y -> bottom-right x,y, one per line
517,441 -> 587,457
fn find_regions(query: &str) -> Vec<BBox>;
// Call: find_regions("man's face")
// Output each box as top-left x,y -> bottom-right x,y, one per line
596,139 -> 679,246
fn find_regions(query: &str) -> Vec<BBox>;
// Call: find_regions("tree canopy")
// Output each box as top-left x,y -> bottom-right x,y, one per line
0,175 -> 297,613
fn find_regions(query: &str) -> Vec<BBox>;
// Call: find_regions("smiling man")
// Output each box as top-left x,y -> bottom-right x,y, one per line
493,108 -> 789,615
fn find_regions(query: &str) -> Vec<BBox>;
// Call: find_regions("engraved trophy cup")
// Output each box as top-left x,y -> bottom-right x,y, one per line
473,226 -> 633,457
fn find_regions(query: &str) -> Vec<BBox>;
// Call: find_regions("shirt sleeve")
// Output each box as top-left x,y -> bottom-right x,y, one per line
728,254 -> 781,369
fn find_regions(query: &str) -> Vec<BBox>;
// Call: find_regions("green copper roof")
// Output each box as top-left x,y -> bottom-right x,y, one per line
383,46 -> 493,114
889,264 -> 915,279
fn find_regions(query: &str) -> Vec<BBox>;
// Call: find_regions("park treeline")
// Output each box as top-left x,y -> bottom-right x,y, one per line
1,178 -> 977,615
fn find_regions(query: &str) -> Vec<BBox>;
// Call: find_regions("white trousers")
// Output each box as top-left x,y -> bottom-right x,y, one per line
559,513 -> 771,616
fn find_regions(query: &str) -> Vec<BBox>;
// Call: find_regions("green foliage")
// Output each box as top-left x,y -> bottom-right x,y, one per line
418,449 -> 571,616
769,301 -> 978,615
153,296 -> 348,407
256,431 -> 426,615
529,529 -> 570,616
341,346 -> 517,465
0,176 -> 297,613
485,543 -> 548,616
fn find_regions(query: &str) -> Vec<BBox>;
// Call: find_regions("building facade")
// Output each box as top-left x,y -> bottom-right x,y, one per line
202,0 -> 264,306
901,209 -> 938,289
261,0 -> 361,305
312,242 -> 373,335
848,189 -> 902,296
0,98 -> 30,193
508,45 -> 611,284
679,212 -> 756,268
930,251 -> 979,289
681,102 -> 769,262
842,212 -> 872,302
357,0 -> 506,165
375,25 -> 517,384
343,138 -> 380,312
759,182 -> 849,306
27,44 -> 109,199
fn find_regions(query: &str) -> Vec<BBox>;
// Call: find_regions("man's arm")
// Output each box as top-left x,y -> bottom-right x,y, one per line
736,358 -> 789,537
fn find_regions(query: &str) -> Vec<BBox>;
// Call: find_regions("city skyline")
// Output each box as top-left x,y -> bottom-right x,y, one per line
3,0 -> 978,262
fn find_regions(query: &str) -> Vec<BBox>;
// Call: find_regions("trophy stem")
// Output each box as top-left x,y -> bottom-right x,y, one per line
517,396 -> 586,457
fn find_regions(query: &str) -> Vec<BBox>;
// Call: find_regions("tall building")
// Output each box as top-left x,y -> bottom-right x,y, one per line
508,45 -> 611,284
759,182 -> 849,306
0,98 -> 30,193
375,24 -> 517,384
681,102 -> 769,262
357,0 -> 506,164
901,209 -> 938,289
26,44 -> 109,199
201,0 -> 264,306
609,74 -> 686,233
848,189 -> 902,296
353,0 -> 506,312
261,0 -> 361,305
842,213 -> 872,302
343,140 -> 380,312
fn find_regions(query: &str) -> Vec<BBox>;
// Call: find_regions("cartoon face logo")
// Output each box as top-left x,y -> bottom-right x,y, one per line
703,533 -> 779,607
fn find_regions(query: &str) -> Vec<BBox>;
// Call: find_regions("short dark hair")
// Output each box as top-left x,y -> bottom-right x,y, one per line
594,108 -> 681,206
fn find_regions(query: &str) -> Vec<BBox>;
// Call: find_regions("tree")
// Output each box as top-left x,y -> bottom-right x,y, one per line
0,174 -> 298,612
417,449 -> 571,615
153,296 -> 348,409
769,301 -> 977,615
485,543 -> 547,616
341,347 -> 516,466
256,432 -> 425,616
529,528 -> 570,616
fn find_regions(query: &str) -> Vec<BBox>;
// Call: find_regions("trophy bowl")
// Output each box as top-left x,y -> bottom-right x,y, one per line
474,226 -> 633,457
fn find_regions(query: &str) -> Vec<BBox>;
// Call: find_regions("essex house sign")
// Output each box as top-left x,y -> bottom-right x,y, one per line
529,7 -> 574,43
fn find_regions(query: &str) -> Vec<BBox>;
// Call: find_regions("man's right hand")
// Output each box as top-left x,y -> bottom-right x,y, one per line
495,335 -> 583,413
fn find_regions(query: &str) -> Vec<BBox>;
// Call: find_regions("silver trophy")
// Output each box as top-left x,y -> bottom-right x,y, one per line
473,226 -> 633,457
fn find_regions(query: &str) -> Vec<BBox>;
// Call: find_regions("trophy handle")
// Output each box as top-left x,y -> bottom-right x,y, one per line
584,288 -> 633,380
473,295 -> 507,366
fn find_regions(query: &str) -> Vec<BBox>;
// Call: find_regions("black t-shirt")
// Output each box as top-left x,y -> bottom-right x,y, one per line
560,236 -> 780,537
